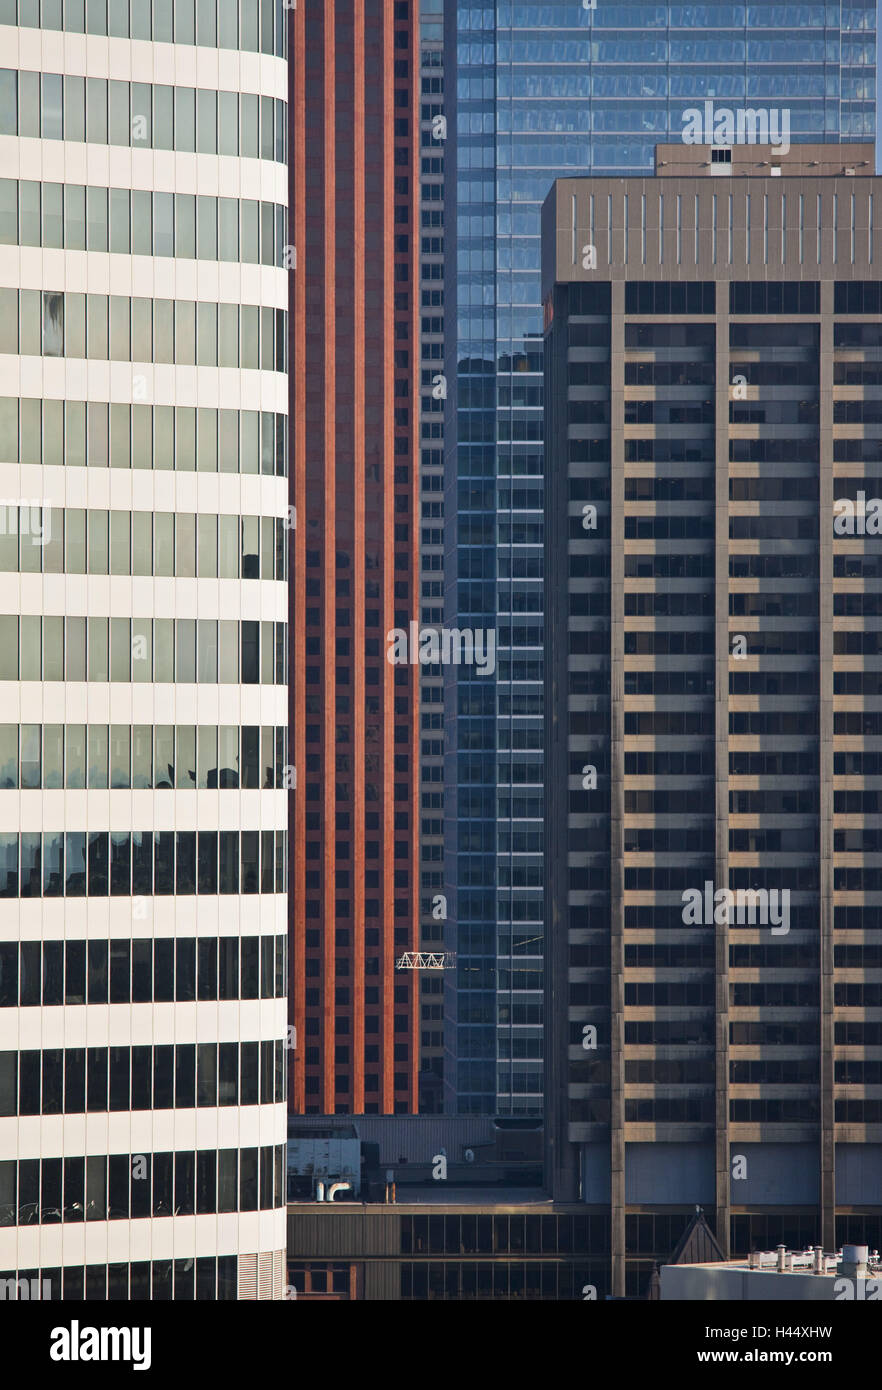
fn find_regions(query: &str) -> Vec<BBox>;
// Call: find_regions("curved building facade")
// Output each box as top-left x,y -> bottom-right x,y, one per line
0,0 -> 288,1300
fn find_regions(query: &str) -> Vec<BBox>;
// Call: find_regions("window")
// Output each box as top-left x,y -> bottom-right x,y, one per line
0,68 -> 16,137
730,281 -> 820,314
625,280 -> 714,313
0,67 -> 285,155
835,280 -> 882,314
41,73 -> 63,140
218,90 -> 238,156
42,292 -> 64,356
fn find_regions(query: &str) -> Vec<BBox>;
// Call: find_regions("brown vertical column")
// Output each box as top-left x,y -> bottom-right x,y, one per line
351,3 -> 366,1114
320,0 -> 337,1118
609,275 -> 626,1298
819,275 -> 836,1249
289,0 -> 308,1113
377,0 -> 422,1114
379,0 -> 396,1113
290,1 -> 420,1117
404,2 -> 422,1111
380,0 -> 394,1117
714,275 -> 731,1255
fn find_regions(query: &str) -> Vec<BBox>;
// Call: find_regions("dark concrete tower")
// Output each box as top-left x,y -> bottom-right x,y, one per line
543,144 -> 882,1296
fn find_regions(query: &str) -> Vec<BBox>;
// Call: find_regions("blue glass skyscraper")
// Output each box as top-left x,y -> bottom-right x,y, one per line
443,0 -> 877,1116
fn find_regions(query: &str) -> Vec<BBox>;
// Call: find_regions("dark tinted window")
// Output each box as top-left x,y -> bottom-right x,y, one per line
627,281 -> 715,314
835,281 -> 882,314
730,281 -> 819,314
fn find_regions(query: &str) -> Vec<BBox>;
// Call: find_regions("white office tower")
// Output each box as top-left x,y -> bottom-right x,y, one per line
0,0 -> 289,1300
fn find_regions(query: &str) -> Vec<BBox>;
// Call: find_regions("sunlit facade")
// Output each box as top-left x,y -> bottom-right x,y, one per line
0,0 -> 288,1299
443,0 -> 877,1117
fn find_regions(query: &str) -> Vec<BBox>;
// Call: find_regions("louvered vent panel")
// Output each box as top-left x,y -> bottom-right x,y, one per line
258,1252 -> 274,1300
238,1253 -> 258,1300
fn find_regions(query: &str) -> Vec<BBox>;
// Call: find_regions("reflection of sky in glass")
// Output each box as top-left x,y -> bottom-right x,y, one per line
877,0 -> 881,172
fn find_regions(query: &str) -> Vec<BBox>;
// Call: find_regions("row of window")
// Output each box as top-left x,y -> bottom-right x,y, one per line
607,924 -> 882,954
618,981 -> 830,1007
616,906 -> 819,933
728,752 -> 817,775
623,785 -> 713,811
835,1023 -> 882,1046
622,1060 -> 712,1084
621,443 -> 712,467
0,933 -> 287,1006
730,403 -> 820,426
0,508 -> 287,581
624,825 -> 818,853
0,180 -> 287,266
731,280 -> 822,314
679,1022 -> 826,1048
617,1021 -> 703,1045
622,471 -> 713,495
837,752 -> 882,776
400,1213 -> 611,1256
0,71 -> 287,163
0,289 -> 287,372
0,828 -> 287,898
286,1264 -> 351,1297
598,515 -> 830,541
0,1040 -> 286,1116
2,1145 -> 284,1227
0,1257 -> 238,1301
494,34 -> 874,61
2,0 -> 287,59
834,404 -> 882,428
834,281 -> 882,314
831,673 -> 882,696
834,786 -> 882,810
622,1097 -> 823,1123
731,439 -> 824,466
623,712 -> 711,735
483,6 -> 871,33
621,631 -> 712,654
833,711 -> 882,733
730,1060 -> 882,1084
621,943 -> 822,971
729,555 -> 818,579
0,615 -> 287,685
623,361 -> 711,386
0,723 -> 287,791
619,868 -> 819,894
489,71 -> 873,99
625,280 -> 715,314
0,398 -> 287,476
722,1099 -> 882,1122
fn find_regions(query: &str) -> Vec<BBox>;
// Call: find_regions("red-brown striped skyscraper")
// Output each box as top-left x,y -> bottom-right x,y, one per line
288,0 -> 420,1115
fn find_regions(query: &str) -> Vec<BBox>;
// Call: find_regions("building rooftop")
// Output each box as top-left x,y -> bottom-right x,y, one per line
653,140 -> 875,178
679,1246 -> 881,1277
288,1187 -> 556,1209
661,1244 -> 882,1300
